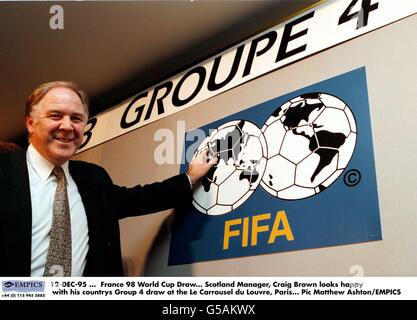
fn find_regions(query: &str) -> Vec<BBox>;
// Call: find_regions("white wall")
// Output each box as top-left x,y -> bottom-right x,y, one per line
75,14 -> 417,276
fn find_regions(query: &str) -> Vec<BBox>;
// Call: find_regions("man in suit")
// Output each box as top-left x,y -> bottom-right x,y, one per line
0,81 -> 216,276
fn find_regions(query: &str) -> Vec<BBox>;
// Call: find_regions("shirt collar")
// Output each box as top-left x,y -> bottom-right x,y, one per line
27,144 -> 70,183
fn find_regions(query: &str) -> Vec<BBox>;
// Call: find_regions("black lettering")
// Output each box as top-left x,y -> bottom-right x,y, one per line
172,66 -> 206,107
79,117 -> 97,150
338,0 -> 379,29
243,31 -> 277,77
120,92 -> 147,129
208,45 -> 244,91
276,11 -> 314,62
144,81 -> 173,120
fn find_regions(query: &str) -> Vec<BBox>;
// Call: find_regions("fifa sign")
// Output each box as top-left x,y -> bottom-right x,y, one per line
169,67 -> 381,265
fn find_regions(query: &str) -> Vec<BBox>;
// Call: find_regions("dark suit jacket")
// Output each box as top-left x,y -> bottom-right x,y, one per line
0,150 -> 192,276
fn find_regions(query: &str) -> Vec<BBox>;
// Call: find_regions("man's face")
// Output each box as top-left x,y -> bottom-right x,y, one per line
26,87 -> 87,166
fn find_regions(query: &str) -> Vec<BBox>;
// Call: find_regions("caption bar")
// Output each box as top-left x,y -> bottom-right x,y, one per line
1,277 -> 416,300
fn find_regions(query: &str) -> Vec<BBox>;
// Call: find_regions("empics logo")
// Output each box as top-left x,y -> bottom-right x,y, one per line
1,280 -> 45,293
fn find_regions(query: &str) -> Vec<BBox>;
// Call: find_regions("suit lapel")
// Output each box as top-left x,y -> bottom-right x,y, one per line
69,161 -> 101,269
68,161 -> 97,224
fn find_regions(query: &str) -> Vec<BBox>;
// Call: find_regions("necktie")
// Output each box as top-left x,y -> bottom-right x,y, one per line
43,167 -> 72,276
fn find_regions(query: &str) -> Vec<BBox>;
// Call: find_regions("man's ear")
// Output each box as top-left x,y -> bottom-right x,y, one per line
25,115 -> 34,135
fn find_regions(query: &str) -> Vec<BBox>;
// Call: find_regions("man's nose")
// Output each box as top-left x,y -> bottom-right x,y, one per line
60,116 -> 73,130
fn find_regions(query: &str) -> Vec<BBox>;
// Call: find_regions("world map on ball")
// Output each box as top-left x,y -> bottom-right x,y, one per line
260,92 -> 357,200
192,120 -> 267,215
191,92 -> 357,214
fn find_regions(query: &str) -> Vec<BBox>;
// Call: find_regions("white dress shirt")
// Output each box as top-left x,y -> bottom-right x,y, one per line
27,144 -> 89,276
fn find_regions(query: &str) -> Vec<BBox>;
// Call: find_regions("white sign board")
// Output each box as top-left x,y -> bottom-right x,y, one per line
78,0 -> 417,152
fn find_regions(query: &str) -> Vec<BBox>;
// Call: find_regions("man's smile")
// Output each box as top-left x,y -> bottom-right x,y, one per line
55,137 -> 74,143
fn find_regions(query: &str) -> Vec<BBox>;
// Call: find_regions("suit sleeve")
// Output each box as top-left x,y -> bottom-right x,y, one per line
102,170 -> 193,219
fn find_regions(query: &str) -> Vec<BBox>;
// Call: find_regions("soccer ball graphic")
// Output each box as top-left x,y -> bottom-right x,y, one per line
192,120 -> 267,215
260,92 -> 357,200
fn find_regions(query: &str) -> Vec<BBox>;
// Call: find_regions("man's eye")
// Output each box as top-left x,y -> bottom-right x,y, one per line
49,114 -> 61,120
71,116 -> 83,123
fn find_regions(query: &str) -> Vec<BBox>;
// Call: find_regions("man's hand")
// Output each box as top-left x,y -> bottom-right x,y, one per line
187,147 -> 218,186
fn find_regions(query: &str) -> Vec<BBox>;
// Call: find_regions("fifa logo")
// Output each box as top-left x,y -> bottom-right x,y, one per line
192,92 -> 357,215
